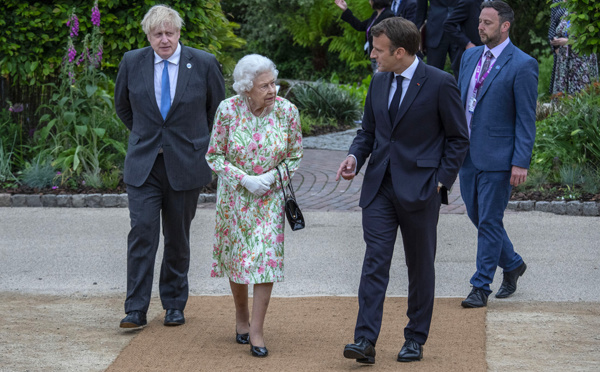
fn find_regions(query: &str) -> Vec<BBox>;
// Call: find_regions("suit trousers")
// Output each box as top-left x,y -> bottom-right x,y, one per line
426,34 -> 460,76
124,154 -> 201,313
355,173 -> 440,346
459,151 -> 524,295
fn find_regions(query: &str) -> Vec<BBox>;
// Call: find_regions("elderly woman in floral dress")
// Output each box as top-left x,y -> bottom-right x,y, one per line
205,54 -> 303,358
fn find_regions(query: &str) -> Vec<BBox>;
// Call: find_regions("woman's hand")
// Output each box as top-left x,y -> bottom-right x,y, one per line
335,0 -> 348,11
550,37 -> 568,48
241,175 -> 271,196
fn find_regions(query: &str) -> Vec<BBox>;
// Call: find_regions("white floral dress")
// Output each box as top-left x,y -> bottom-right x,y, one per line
206,96 -> 303,284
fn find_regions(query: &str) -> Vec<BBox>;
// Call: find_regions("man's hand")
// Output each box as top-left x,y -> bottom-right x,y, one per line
510,166 -> 528,187
465,42 -> 476,50
336,156 -> 357,181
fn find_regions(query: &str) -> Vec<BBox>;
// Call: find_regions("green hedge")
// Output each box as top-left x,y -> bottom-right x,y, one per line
0,0 -> 244,86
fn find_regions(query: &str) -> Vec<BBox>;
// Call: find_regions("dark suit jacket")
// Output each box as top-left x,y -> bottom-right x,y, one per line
393,0 -> 418,24
443,0 -> 483,75
114,44 -> 225,191
443,0 -> 482,49
416,0 -> 458,48
341,8 -> 395,56
458,43 -> 538,171
350,60 -> 469,212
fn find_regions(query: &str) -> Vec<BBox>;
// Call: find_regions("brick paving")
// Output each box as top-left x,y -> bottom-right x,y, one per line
291,148 -> 467,214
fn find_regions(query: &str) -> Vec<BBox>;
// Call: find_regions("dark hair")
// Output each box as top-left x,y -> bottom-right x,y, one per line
371,0 -> 392,11
481,1 -> 514,26
370,17 -> 420,55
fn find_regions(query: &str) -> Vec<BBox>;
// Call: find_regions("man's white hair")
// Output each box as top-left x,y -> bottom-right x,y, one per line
141,4 -> 184,35
232,54 -> 279,96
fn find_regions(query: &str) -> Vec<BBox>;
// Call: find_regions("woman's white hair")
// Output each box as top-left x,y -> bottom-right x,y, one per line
232,54 -> 279,96
141,4 -> 184,35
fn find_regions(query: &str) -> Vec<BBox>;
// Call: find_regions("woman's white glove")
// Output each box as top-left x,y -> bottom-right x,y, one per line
241,174 -> 272,196
258,173 -> 275,187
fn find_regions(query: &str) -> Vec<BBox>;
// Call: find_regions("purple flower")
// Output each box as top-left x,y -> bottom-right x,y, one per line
9,103 -> 24,113
52,186 -> 58,190
68,13 -> 79,38
91,5 -> 101,27
68,45 -> 77,63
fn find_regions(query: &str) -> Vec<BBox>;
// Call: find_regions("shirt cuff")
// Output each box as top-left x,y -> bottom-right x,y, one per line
347,154 -> 358,175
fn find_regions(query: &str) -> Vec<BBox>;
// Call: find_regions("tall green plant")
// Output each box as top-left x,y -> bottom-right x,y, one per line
35,2 -> 126,183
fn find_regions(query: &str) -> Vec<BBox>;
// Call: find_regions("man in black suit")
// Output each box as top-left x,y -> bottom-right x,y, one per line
337,17 -> 469,364
416,0 -> 460,74
114,4 -> 225,328
391,0 -> 418,25
444,0 -> 484,77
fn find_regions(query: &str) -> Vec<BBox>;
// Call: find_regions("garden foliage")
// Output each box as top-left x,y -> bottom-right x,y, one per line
0,0 -> 244,86
533,82 -> 600,176
563,0 -> 600,55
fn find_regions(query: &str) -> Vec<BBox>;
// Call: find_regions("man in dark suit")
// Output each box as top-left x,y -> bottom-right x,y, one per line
391,0 -> 418,25
416,0 -> 460,74
337,17 -> 469,364
457,1 -> 537,308
443,0 -> 484,77
114,4 -> 225,328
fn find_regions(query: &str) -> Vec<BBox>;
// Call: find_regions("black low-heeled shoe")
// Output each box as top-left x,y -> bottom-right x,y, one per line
250,343 -> 268,357
236,330 -> 250,344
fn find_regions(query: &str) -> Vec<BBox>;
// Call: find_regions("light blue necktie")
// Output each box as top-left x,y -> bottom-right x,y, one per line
160,60 -> 171,120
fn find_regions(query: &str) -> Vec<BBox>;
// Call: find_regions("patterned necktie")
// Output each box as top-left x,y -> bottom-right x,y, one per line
389,75 -> 404,123
160,59 -> 171,120
479,51 -> 493,83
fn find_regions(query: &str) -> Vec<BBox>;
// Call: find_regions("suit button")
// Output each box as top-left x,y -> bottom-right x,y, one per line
391,139 -> 396,143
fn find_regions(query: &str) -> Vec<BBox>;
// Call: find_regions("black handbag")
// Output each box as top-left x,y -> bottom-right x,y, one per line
276,163 -> 305,231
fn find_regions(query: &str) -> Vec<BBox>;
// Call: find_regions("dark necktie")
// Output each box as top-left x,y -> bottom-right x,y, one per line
479,51 -> 493,83
160,59 -> 171,120
389,75 -> 404,123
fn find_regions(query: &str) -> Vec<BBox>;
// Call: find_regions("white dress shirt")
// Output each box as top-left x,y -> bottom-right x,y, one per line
388,56 -> 419,110
153,43 -> 181,111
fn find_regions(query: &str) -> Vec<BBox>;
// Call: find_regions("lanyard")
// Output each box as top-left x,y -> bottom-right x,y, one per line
472,53 -> 494,96
367,8 -> 386,36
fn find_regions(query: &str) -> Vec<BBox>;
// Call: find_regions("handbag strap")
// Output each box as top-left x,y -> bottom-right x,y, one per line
283,163 -> 297,199
276,163 -> 296,200
276,165 -> 288,200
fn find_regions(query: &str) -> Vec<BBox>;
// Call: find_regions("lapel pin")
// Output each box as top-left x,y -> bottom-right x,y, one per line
416,83 -> 421,86
495,66 -> 500,69
187,63 -> 192,69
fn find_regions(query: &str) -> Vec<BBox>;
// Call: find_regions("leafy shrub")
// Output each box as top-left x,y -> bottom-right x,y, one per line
287,81 -> 362,126
533,82 -> 600,171
21,156 -> 56,189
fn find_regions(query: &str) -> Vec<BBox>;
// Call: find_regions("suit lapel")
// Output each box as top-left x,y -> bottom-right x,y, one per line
392,60 -> 427,129
379,72 -> 395,129
476,42 -> 514,101
141,48 -> 162,118
460,46 -> 484,105
169,44 -> 193,118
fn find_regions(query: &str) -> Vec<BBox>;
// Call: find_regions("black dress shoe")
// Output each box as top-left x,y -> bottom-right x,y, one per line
120,310 -> 147,328
250,343 -> 268,357
236,330 -> 250,344
461,287 -> 489,308
343,336 -> 376,364
495,262 -> 527,298
397,339 -> 423,362
164,309 -> 185,326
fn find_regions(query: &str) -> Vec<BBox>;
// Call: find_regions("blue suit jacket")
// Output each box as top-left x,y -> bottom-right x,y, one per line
350,60 -> 469,211
458,42 -> 538,171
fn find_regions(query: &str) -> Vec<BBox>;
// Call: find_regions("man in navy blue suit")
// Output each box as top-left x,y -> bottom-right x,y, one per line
457,1 -> 537,308
337,17 -> 469,364
391,0 -> 417,25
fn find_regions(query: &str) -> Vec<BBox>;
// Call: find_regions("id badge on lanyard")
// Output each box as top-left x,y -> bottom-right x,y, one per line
468,97 -> 477,114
